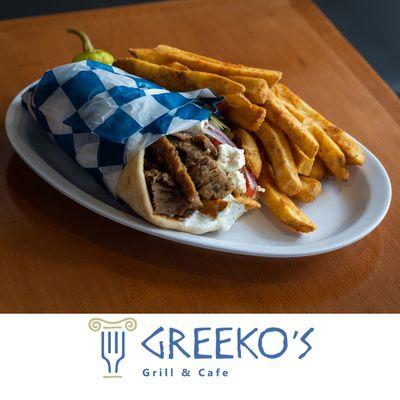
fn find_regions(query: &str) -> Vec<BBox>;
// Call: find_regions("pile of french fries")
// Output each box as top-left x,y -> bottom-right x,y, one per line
115,45 -> 366,233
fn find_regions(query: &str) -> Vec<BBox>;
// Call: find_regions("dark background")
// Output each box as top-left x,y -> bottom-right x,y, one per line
1,0 -> 398,94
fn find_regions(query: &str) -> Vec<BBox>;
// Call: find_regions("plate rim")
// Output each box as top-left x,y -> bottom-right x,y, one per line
5,84 -> 392,258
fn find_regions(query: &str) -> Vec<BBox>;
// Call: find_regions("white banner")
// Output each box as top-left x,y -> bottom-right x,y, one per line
0,314 -> 397,399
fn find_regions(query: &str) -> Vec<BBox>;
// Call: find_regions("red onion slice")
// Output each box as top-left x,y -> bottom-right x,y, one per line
203,121 -> 236,147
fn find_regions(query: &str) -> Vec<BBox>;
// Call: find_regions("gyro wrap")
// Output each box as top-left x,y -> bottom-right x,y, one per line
21,60 -> 256,234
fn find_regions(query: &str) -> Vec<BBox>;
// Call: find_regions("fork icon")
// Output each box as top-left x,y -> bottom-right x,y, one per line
101,330 -> 125,375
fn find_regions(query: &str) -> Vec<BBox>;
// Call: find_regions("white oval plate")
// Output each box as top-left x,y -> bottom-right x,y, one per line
5,86 -> 391,258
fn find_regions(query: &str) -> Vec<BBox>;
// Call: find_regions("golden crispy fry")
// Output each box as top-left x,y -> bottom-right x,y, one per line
282,103 -> 314,177
233,127 -> 262,178
284,102 -> 306,123
274,83 -> 365,165
310,123 -> 349,180
222,93 -> 253,108
129,48 -> 170,64
166,61 -> 190,71
144,56 -> 262,108
228,76 -> 269,104
131,46 -> 224,65
130,45 -> 282,87
258,164 -> 316,233
274,91 -> 347,179
257,121 -> 302,196
114,58 -> 245,95
323,125 -> 365,165
293,176 -> 322,203
219,102 -> 266,132
290,141 -> 314,176
155,45 -> 283,86
308,157 -> 325,180
263,89 -> 319,159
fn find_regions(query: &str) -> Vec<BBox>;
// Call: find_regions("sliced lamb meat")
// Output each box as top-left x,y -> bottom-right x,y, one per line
144,169 -> 190,217
172,132 -> 218,159
168,136 -> 234,200
148,136 -> 202,210
144,133 -> 235,218
193,134 -> 218,159
145,168 -> 175,187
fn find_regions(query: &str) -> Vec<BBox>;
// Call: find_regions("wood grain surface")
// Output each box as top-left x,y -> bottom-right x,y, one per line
0,0 -> 399,313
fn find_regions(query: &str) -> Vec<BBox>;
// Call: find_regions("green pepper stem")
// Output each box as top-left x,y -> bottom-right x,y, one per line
67,28 -> 94,53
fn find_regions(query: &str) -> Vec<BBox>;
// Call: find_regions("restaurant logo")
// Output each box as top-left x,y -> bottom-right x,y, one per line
89,317 -> 137,378
88,318 -> 313,380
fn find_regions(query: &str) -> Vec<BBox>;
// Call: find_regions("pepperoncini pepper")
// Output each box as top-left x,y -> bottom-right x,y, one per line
68,28 -> 114,65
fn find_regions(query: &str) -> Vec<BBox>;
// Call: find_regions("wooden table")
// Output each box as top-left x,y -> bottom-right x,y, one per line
0,0 -> 398,313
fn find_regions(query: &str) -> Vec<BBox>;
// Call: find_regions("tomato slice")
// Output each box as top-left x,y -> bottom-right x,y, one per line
246,183 -> 257,198
209,137 -> 221,148
242,167 -> 257,198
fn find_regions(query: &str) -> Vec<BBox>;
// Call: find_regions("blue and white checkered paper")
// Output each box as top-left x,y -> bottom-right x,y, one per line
22,60 -> 220,193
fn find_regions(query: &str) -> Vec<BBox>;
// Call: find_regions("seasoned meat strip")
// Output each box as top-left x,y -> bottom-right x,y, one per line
193,134 -> 218,158
144,169 -> 190,217
149,136 -> 202,210
173,132 -> 218,159
168,136 -> 234,200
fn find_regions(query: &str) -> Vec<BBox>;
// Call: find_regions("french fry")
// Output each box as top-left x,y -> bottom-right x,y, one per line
284,102 -> 306,123
233,127 -> 262,178
293,176 -> 322,203
131,46 -> 225,66
308,157 -> 325,180
324,125 -> 365,165
263,89 -> 319,159
275,91 -> 347,180
228,76 -> 269,104
258,164 -> 316,233
222,93 -> 253,108
219,102 -> 266,132
166,61 -> 190,71
130,45 -> 282,87
282,104 -> 314,176
290,141 -> 314,176
310,123 -> 349,180
114,58 -> 245,95
129,48 -> 170,64
274,83 -> 365,165
257,121 -> 302,196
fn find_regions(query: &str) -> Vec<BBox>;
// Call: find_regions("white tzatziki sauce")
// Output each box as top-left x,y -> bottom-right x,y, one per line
183,195 -> 246,233
216,144 -> 246,194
